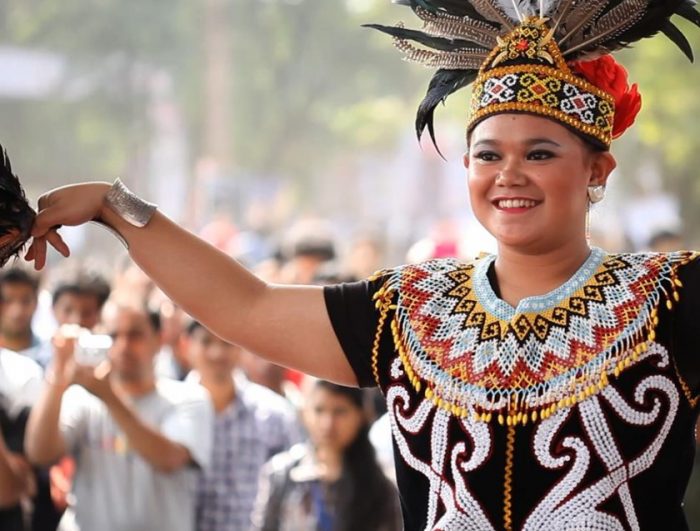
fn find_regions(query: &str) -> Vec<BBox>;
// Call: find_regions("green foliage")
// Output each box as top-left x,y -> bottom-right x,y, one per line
620,17 -> 700,244
0,0 -> 423,200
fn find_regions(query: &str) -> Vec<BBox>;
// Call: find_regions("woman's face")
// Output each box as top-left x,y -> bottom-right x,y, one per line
303,386 -> 365,454
465,114 -> 616,253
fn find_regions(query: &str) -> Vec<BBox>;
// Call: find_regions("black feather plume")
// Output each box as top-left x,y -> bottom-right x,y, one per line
0,146 -> 36,266
375,0 -> 700,151
566,0 -> 697,58
393,0 -> 495,23
661,21 -> 694,61
363,24 -> 489,51
416,69 -> 478,156
678,1 -> 700,27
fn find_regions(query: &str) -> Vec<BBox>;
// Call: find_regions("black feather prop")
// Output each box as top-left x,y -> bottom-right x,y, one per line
0,146 -> 36,267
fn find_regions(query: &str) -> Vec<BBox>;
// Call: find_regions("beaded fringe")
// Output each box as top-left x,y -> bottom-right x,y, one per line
371,253 -> 698,426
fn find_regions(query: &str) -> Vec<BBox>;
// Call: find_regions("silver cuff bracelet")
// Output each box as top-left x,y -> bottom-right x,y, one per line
93,178 -> 157,249
103,178 -> 157,228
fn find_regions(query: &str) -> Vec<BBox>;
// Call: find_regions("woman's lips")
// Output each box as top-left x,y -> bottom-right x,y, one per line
493,198 -> 541,211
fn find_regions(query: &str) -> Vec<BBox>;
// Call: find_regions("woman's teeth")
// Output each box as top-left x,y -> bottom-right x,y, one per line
497,199 -> 537,209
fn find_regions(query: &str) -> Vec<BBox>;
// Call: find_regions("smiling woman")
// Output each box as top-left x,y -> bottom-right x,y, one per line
465,114 -> 618,300
24,0 -> 700,530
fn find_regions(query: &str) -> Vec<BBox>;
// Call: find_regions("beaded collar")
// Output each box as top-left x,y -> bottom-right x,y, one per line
372,250 -> 698,426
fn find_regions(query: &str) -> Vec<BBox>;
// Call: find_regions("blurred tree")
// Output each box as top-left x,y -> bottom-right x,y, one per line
0,0 -> 423,204
620,18 -> 700,245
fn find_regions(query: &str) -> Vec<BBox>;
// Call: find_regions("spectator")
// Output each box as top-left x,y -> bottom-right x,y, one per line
151,290 -> 190,381
0,268 -> 50,368
279,220 -> 336,285
251,379 -> 401,531
183,321 -> 299,531
51,271 -> 111,331
237,350 -> 302,409
647,229 -> 685,253
44,269 -> 112,529
0,348 -> 43,530
25,300 -> 213,531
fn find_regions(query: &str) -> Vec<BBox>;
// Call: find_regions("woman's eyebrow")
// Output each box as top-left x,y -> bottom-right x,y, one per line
471,138 -> 562,148
525,138 -> 562,147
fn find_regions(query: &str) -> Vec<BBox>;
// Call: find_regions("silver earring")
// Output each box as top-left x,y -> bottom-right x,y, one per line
588,185 -> 605,204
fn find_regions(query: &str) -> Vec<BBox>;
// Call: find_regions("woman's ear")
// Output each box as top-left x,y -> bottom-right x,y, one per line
463,152 -> 470,169
589,151 -> 617,187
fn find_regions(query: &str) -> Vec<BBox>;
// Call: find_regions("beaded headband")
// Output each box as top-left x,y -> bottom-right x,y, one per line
468,17 -> 615,148
367,0 -> 700,152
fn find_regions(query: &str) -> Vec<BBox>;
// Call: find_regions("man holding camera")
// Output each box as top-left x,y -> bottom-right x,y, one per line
24,300 -> 213,531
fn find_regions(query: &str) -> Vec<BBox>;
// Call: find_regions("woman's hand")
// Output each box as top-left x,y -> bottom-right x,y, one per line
26,182 -> 112,269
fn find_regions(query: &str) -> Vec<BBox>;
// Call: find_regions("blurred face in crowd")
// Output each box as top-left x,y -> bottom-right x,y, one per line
103,306 -> 161,382
465,114 -> 616,253
303,384 -> 365,455
238,349 -> 285,389
0,282 -> 37,337
186,326 -> 239,386
53,292 -> 103,330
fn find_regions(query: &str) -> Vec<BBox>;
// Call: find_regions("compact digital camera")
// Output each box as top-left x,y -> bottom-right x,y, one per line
74,332 -> 113,367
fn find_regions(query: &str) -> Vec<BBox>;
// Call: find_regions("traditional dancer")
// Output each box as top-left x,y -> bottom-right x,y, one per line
27,1 -> 700,529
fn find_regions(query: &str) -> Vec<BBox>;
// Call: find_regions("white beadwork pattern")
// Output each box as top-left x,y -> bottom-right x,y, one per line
386,343 -> 681,530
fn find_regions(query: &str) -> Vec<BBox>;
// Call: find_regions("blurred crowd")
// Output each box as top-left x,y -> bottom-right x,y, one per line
0,218 -> 400,531
0,215 -> 698,531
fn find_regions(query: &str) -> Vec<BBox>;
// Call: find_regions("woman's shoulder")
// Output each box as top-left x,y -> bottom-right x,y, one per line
605,249 -> 700,283
263,443 -> 310,479
370,256 -> 481,293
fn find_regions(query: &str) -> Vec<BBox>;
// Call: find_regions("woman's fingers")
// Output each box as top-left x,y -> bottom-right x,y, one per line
46,229 -> 70,258
24,229 -> 70,270
30,236 -> 48,270
24,241 -> 35,261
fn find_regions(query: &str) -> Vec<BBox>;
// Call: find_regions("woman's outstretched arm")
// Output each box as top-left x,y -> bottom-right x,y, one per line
28,182 -> 357,385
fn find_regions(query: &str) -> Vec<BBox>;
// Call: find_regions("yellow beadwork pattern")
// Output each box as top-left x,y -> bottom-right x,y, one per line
468,18 -> 615,147
373,251 -> 699,425
503,424 -> 516,531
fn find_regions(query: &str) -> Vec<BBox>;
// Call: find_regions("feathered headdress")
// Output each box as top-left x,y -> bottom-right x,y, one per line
366,0 -> 700,150
0,146 -> 36,266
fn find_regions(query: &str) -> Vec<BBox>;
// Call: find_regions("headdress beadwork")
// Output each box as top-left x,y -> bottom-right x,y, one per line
366,0 -> 700,150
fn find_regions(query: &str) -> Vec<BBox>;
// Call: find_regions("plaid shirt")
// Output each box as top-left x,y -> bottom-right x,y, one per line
196,375 -> 301,531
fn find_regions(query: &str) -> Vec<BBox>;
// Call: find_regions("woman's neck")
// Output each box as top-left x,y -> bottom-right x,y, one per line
494,240 -> 593,308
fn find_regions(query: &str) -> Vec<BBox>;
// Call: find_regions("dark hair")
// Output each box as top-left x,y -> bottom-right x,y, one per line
312,381 -> 397,531
146,309 -> 161,333
648,230 -> 683,249
0,267 -> 39,295
52,272 -> 111,309
185,319 -> 204,336
109,300 -> 161,333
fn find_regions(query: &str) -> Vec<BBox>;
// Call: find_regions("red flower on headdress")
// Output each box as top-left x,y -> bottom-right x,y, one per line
570,55 -> 642,139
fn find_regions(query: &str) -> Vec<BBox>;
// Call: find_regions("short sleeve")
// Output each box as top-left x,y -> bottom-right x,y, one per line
0,349 -> 43,419
324,275 -> 389,388
160,386 -> 214,470
59,386 -> 92,455
673,255 -> 700,396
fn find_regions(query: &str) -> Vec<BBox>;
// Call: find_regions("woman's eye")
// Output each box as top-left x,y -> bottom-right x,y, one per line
474,151 -> 499,162
528,150 -> 554,160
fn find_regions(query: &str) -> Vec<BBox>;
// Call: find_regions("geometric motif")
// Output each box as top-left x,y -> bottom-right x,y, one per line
385,343 -> 680,531
469,18 -> 615,148
372,249 -> 699,426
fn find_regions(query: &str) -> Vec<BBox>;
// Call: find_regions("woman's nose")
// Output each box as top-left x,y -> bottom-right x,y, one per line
496,162 -> 526,186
